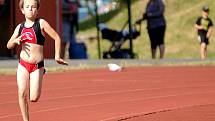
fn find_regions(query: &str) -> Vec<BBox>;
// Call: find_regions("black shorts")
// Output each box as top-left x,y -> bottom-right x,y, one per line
148,26 -> 166,49
198,33 -> 209,45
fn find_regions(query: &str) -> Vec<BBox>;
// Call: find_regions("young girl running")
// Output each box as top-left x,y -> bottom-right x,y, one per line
7,0 -> 68,120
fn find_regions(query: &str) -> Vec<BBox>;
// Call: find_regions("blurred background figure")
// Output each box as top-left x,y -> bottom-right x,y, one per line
0,0 -> 5,6
195,5 -> 213,60
0,0 -> 5,47
61,0 -> 80,59
144,0 -> 166,59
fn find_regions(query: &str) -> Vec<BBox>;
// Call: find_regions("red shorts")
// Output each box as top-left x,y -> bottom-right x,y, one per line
19,59 -> 44,73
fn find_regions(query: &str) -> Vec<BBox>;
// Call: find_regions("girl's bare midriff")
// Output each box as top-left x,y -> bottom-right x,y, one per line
20,43 -> 44,64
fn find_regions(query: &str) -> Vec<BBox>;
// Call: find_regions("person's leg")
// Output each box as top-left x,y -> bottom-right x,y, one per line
200,42 -> 206,59
148,29 -> 157,59
61,42 -> 66,59
68,23 -> 77,59
159,44 -> 165,59
151,47 -> 157,59
29,68 -> 44,102
205,45 -> 207,58
62,20 -> 71,59
157,26 -> 166,59
17,64 -> 30,121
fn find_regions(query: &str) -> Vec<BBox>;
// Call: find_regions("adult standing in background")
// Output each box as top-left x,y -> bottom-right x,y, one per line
144,0 -> 166,59
61,0 -> 80,59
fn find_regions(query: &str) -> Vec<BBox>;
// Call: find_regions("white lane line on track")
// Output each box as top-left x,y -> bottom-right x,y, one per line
1,91 -> 215,119
0,84 -> 212,95
0,84 -> 214,104
0,85 -> 215,105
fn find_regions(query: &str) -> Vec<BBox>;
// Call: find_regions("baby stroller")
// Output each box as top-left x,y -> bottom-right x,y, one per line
99,20 -> 141,59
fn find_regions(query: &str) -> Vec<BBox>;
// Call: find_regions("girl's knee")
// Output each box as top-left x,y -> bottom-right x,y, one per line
30,98 -> 39,102
30,95 -> 40,102
18,89 -> 27,99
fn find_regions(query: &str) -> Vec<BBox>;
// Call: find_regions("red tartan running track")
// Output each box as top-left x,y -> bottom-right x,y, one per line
0,66 -> 215,121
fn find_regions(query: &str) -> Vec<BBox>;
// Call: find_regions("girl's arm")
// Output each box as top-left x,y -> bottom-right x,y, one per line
40,19 -> 68,65
7,24 -> 22,49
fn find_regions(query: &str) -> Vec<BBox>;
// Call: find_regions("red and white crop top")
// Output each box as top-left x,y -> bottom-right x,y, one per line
18,18 -> 45,46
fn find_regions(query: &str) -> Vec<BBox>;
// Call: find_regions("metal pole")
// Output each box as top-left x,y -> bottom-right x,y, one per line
127,0 -> 133,58
95,0 -> 101,59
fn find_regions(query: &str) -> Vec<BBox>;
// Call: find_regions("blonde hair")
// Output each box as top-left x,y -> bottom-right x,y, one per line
19,0 -> 40,10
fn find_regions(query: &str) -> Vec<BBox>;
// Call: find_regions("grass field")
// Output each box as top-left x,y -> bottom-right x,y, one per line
78,0 -> 215,59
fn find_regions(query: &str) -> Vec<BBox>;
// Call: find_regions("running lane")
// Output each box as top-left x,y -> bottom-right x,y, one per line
0,66 -> 215,121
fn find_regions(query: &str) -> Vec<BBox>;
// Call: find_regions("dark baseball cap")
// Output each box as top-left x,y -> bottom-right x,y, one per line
202,5 -> 209,12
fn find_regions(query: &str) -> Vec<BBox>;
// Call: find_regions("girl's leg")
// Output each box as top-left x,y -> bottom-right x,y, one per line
200,43 -> 206,59
17,64 -> 30,121
29,68 -> 44,102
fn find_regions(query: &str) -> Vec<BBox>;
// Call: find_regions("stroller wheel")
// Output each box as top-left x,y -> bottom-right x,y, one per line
103,52 -> 109,59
